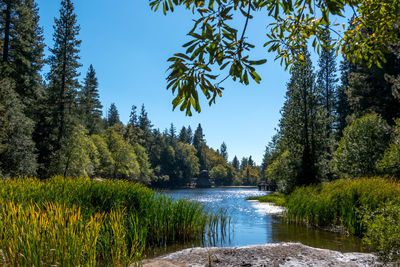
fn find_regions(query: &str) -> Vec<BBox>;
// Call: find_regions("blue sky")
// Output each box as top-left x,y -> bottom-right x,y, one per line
35,0 -> 332,164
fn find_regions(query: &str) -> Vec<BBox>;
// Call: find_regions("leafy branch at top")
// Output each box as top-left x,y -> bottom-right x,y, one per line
149,0 -> 400,115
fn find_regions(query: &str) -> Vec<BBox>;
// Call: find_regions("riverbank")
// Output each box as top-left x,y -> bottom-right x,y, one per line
248,178 -> 400,263
0,177 -> 227,265
141,243 -> 380,266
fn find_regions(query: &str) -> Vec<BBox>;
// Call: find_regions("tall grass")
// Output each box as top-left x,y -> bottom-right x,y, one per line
0,201 -> 104,266
0,176 -> 228,265
286,177 -> 400,235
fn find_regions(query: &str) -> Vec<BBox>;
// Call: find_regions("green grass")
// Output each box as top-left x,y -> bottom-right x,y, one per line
285,177 -> 400,235
284,177 -> 400,262
247,192 -> 287,207
0,176 -> 228,266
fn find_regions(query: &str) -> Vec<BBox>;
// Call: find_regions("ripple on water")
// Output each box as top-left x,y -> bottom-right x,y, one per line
247,200 -> 286,215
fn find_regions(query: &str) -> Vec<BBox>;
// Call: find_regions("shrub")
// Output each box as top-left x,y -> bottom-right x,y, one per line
377,119 -> 400,178
332,113 -> 389,178
363,203 -> 400,263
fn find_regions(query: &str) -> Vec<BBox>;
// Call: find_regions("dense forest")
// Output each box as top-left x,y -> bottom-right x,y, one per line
260,27 -> 400,193
0,0 -> 261,187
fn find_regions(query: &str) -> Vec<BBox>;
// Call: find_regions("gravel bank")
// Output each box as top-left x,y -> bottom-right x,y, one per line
141,242 -> 380,267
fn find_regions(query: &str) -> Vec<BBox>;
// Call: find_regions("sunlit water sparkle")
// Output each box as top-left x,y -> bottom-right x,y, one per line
160,187 -> 369,253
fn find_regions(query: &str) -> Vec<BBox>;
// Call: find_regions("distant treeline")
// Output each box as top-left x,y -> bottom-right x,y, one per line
261,28 -> 400,193
0,0 -> 261,186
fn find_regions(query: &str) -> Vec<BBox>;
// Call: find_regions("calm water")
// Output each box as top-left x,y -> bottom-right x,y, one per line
159,187 -> 370,254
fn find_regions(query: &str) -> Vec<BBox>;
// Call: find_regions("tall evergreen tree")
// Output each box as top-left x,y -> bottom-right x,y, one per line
178,126 -> 191,144
128,105 -> 138,126
337,59 -> 353,137
316,30 -> 338,178
193,123 -> 206,170
138,104 -> 152,131
0,78 -> 37,176
107,103 -> 120,127
240,157 -> 248,171
220,142 -> 228,160
125,104 -> 142,145
138,104 -> 153,150
344,24 -> 400,124
37,0 -> 81,176
187,125 -> 193,144
248,156 -> 254,167
1,0 -> 45,107
279,49 -> 325,186
168,123 -> 176,144
192,123 -> 204,149
0,0 -> 44,176
317,30 -> 338,133
79,64 -> 102,134
232,155 -> 240,170
1,0 -> 17,64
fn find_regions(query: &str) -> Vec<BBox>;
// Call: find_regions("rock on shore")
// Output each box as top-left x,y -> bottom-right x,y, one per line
141,242 -> 380,267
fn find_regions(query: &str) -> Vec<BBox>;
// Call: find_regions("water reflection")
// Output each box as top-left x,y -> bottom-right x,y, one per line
158,187 -> 368,254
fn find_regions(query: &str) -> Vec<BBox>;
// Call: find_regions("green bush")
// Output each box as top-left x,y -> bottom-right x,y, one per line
363,203 -> 400,263
333,113 -> 389,178
377,118 -> 400,178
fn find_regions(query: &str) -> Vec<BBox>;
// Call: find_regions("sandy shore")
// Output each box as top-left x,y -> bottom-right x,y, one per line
140,242 -> 380,267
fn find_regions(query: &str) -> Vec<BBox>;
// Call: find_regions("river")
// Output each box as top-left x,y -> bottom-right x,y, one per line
155,187 -> 370,256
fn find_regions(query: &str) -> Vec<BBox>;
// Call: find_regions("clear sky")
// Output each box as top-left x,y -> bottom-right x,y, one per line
35,0 -> 313,164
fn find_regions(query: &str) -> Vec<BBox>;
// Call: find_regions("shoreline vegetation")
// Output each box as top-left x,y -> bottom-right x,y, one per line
247,192 -> 287,207
248,177 -> 400,263
0,177 -> 229,266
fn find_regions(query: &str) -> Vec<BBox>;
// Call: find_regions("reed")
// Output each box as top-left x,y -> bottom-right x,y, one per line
0,176 -> 229,265
285,177 -> 400,235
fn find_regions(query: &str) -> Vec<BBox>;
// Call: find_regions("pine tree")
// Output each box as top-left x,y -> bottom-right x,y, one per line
0,78 -> 37,176
1,0 -> 17,64
42,0 -> 82,175
79,65 -> 102,134
317,30 -> 338,132
344,25 -> 400,124
0,0 -> 45,176
178,126 -> 191,144
138,104 -> 153,150
279,49 -> 325,186
220,142 -> 228,160
107,103 -> 120,127
168,123 -> 176,144
0,0 -> 45,108
232,156 -> 240,170
316,30 -> 338,178
192,123 -> 204,149
187,125 -> 193,144
240,157 -> 248,171
248,156 -> 254,167
128,105 -> 138,126
125,104 -> 145,146
193,123 -> 206,170
138,104 -> 152,131
336,59 -> 353,138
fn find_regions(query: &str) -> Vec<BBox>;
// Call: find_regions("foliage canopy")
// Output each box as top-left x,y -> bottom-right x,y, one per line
149,0 -> 400,114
